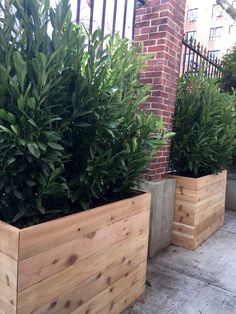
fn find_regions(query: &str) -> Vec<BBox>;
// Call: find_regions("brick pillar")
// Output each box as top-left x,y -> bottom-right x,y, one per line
134,0 -> 186,181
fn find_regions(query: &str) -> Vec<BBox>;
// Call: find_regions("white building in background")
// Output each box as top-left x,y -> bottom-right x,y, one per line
185,0 -> 236,59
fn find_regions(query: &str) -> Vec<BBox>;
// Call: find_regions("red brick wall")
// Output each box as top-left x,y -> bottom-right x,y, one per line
134,0 -> 186,181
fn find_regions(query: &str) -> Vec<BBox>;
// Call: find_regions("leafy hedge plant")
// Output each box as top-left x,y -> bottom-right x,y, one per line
0,0 -> 171,227
219,47 -> 236,171
220,45 -> 236,93
170,74 -> 236,177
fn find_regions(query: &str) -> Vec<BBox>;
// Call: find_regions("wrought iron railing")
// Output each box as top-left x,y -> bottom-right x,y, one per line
76,0 -> 145,39
180,37 -> 222,78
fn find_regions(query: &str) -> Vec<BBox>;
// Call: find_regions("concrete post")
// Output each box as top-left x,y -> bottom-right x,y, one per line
134,0 -> 186,255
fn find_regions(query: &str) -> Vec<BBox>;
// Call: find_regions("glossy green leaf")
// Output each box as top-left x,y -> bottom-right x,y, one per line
27,143 -> 41,158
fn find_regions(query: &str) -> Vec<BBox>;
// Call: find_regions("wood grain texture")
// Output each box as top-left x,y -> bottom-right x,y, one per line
69,265 -> 146,314
0,280 -> 17,314
33,247 -> 147,314
0,252 -> 17,290
0,192 -> 150,313
19,192 -> 150,260
18,230 -> 149,313
0,223 -> 19,314
0,221 -> 19,260
18,210 -> 148,291
98,278 -> 145,314
171,171 -> 227,250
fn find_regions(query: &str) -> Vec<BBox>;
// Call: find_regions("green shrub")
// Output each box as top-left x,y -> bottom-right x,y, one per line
220,45 -> 236,93
170,74 -> 236,177
220,46 -> 236,171
0,0 -> 171,227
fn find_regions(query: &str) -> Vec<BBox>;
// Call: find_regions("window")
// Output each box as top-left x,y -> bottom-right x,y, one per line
209,27 -> 222,40
186,8 -> 198,22
212,4 -> 224,18
208,50 -> 221,60
185,31 -> 197,42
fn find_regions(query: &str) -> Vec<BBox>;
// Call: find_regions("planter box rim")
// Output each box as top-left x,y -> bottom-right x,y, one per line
1,189 -> 149,231
139,177 -> 176,185
169,170 -> 227,181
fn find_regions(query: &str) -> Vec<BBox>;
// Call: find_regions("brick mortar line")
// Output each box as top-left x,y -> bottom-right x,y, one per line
152,262 -> 236,296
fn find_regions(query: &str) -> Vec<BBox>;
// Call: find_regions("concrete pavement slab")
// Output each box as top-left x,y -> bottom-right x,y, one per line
123,211 -> 236,314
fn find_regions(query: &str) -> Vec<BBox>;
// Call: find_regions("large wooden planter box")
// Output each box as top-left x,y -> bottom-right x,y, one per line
171,171 -> 227,250
0,192 -> 150,314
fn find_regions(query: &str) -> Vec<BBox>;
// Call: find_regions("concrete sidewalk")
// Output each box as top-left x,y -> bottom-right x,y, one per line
123,211 -> 236,314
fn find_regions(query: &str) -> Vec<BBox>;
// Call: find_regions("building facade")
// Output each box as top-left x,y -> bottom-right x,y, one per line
185,0 -> 236,59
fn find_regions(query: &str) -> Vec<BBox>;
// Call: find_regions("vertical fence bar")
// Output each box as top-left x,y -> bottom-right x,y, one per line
101,0 -> 107,39
214,63 -> 218,77
112,0 -> 118,36
89,0 -> 94,33
192,39 -> 196,75
195,42 -> 200,74
200,45 -> 204,74
186,38 -> 193,76
76,0 -> 81,23
122,0 -> 128,38
208,52 -> 211,77
132,0 -> 137,40
182,39 -> 187,76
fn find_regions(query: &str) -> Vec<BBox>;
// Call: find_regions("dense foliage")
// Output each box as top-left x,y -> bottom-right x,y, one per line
220,45 -> 236,93
170,74 -> 236,177
0,0 -> 171,227
220,46 -> 236,171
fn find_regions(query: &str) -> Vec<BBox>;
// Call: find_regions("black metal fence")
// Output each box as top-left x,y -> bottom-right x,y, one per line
180,37 -> 222,78
76,0 -> 145,39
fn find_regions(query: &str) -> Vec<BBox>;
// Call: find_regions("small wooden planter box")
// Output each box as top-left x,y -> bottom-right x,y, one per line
0,192 -> 150,314
171,171 -> 227,250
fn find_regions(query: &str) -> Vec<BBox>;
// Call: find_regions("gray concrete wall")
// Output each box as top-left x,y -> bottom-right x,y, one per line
226,173 -> 236,211
139,178 -> 176,258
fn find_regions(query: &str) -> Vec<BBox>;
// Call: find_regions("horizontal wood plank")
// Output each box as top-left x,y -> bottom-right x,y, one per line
172,230 -> 194,250
19,193 -> 150,260
175,180 -> 225,203
195,199 -> 225,225
195,206 -> 225,237
69,264 -> 146,314
0,221 -> 19,260
172,222 -> 194,236
194,214 -> 224,248
0,252 -> 17,290
33,246 -> 147,314
174,199 -> 196,226
195,190 -> 226,214
18,230 -> 148,313
170,175 -> 198,191
196,170 -> 227,190
18,210 -> 149,291
171,170 -> 227,191
98,278 -> 145,314
0,280 -> 17,314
